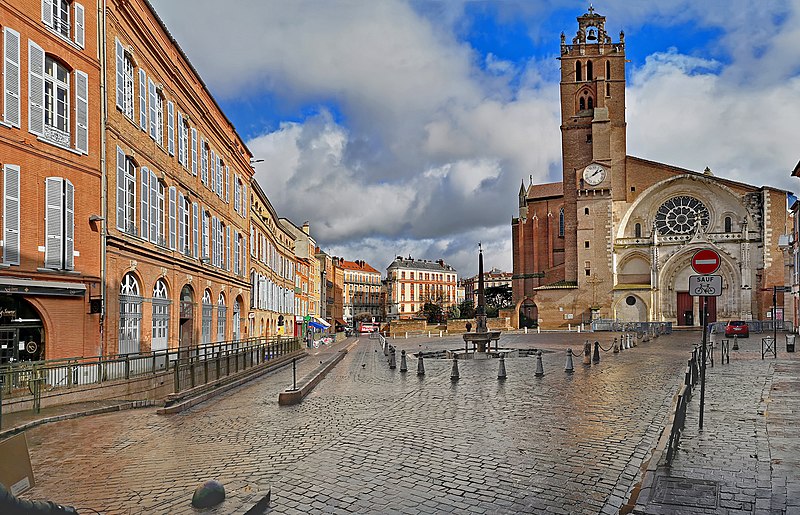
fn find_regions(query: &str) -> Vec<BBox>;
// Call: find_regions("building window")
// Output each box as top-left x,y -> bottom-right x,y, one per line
51,0 -> 70,38
119,273 -> 142,355
152,279 -> 169,353
585,241 -> 590,248
724,216 -> 732,233
117,43 -> 135,120
586,60 -> 593,81
575,61 -> 582,82
634,223 -> 642,238
217,293 -> 227,343
579,97 -> 585,110
44,177 -> 74,270
558,208 -> 565,237
587,96 -> 594,109
585,269 -> 591,276
150,85 -> 164,145
201,289 -> 213,345
606,60 -> 611,80
115,149 -> 136,234
44,56 -> 69,135
584,207 -> 589,215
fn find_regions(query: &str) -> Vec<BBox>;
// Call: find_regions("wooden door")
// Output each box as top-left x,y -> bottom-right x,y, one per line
677,292 -> 693,325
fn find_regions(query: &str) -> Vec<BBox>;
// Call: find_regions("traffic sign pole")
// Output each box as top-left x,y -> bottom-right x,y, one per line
699,294 -> 707,430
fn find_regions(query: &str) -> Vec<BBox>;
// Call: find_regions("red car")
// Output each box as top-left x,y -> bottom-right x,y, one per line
725,320 -> 749,338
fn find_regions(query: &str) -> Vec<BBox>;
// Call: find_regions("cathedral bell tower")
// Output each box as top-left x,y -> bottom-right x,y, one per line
558,6 -> 627,283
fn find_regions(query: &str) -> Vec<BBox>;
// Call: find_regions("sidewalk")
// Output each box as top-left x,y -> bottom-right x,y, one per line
635,334 -> 800,514
0,336 -> 359,439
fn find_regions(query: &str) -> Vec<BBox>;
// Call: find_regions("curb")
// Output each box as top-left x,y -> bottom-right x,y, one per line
0,400 -> 154,440
278,339 -> 358,406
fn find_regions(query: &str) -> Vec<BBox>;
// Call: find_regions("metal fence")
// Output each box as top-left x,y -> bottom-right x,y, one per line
665,346 -> 701,464
0,336 -> 300,397
591,320 -> 673,334
709,319 -> 794,334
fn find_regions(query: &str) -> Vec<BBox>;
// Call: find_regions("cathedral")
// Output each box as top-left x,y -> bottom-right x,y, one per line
511,8 -> 792,329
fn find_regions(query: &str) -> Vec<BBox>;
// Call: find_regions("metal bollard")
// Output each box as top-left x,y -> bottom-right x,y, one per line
389,348 -> 397,369
592,341 -> 601,364
384,342 -> 389,356
565,349 -> 574,373
498,354 -> 507,380
583,340 -> 592,365
613,337 -> 619,354
417,352 -> 425,376
400,350 -> 408,372
534,350 -> 544,377
451,358 -> 459,381
733,334 -> 739,350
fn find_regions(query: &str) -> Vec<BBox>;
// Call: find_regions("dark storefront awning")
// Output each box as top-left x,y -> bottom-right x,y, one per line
0,277 -> 86,297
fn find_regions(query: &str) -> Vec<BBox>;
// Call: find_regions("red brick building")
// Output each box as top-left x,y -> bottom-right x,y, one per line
512,7 -> 791,329
103,0 -> 252,356
1,0 -> 102,362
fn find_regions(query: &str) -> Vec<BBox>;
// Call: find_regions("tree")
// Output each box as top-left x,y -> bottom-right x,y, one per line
485,285 -> 512,312
457,300 -> 475,319
421,302 -> 443,323
448,304 -> 461,320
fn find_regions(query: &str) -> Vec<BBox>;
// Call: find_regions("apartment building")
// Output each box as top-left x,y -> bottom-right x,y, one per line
461,268 -> 512,306
249,181 -> 295,336
385,257 -> 458,320
104,0 -> 251,355
339,259 -> 382,324
279,219 -> 320,337
0,0 -> 101,362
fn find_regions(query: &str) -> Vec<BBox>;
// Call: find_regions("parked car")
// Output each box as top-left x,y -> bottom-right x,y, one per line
725,320 -> 749,338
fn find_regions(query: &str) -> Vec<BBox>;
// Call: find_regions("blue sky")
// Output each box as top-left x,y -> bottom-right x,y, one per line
151,0 -> 800,277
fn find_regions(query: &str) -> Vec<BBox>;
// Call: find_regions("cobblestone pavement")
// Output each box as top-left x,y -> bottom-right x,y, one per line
20,332 -> 695,514
637,334 -> 800,515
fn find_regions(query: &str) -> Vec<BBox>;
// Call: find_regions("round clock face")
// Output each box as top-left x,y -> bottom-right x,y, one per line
654,196 -> 710,235
583,164 -> 606,186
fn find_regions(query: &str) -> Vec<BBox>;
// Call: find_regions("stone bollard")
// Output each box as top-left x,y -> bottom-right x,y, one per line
388,345 -> 394,362
400,350 -> 408,372
583,340 -> 592,365
733,334 -> 739,350
524,326 -> 528,334
451,358 -> 459,381
592,341 -> 601,364
613,337 -> 619,354
389,348 -> 397,369
565,349 -> 574,373
498,354 -> 507,380
192,480 -> 226,509
417,352 -> 425,376
384,342 -> 389,356
535,350 -> 544,377
631,334 -> 636,348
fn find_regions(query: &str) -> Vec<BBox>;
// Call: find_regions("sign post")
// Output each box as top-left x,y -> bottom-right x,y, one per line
690,248 -> 722,430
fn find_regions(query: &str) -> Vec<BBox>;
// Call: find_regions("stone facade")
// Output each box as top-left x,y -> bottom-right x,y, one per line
512,8 -> 792,329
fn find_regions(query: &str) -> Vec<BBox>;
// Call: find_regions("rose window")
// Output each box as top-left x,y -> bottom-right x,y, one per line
654,196 -> 710,235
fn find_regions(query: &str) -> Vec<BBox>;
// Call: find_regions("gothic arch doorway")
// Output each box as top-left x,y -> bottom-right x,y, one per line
518,298 -> 538,328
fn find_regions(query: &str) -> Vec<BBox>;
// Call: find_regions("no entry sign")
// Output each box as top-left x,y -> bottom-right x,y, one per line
691,249 -> 720,275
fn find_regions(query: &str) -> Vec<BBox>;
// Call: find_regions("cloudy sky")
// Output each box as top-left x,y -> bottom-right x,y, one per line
150,0 -> 800,277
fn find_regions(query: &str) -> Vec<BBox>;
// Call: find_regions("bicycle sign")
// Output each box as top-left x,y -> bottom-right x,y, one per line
689,275 -> 722,297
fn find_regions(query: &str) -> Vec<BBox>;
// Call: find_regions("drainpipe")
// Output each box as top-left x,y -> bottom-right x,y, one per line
98,0 -> 108,357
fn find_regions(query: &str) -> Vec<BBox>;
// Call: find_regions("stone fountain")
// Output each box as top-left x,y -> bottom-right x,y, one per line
460,244 -> 502,358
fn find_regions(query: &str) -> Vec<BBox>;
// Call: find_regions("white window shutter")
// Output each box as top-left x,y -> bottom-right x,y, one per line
217,159 -> 223,198
148,78 -> 157,139
209,150 -> 216,192
45,177 -> 63,269
64,180 -> 74,270
242,239 -> 247,279
74,3 -> 85,49
242,184 -> 247,218
149,170 -> 158,243
225,166 -> 230,203
116,147 -> 126,230
28,40 -> 45,136
226,225 -> 231,271
138,69 -> 147,130
167,101 -> 175,155
115,39 -> 124,109
168,186 -> 176,250
234,230 -> 239,276
3,28 -> 21,127
192,202 -> 199,258
177,192 -> 185,253
42,0 -> 53,27
3,164 -> 20,265
234,177 -> 240,213
201,207 -> 207,258
177,112 -> 184,164
200,137 -> 207,184
140,167 -> 149,240
74,70 -> 89,153
211,216 -> 217,266
191,128 -> 198,176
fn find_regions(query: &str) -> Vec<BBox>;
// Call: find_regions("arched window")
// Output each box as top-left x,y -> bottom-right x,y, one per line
217,293 -> 227,343
586,60 -> 593,81
558,208 -> 565,237
724,216 -> 732,233
606,60 -> 611,80
119,273 -> 142,354
232,300 -> 241,342
575,61 -> 582,82
587,96 -> 594,109
152,279 -> 169,352
634,223 -> 642,238
579,97 -> 586,110
201,289 -> 213,346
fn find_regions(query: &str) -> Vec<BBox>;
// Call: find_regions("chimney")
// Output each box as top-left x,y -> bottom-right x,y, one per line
302,221 -> 310,234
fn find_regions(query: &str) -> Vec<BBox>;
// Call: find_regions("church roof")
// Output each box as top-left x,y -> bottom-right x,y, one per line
527,182 -> 563,200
